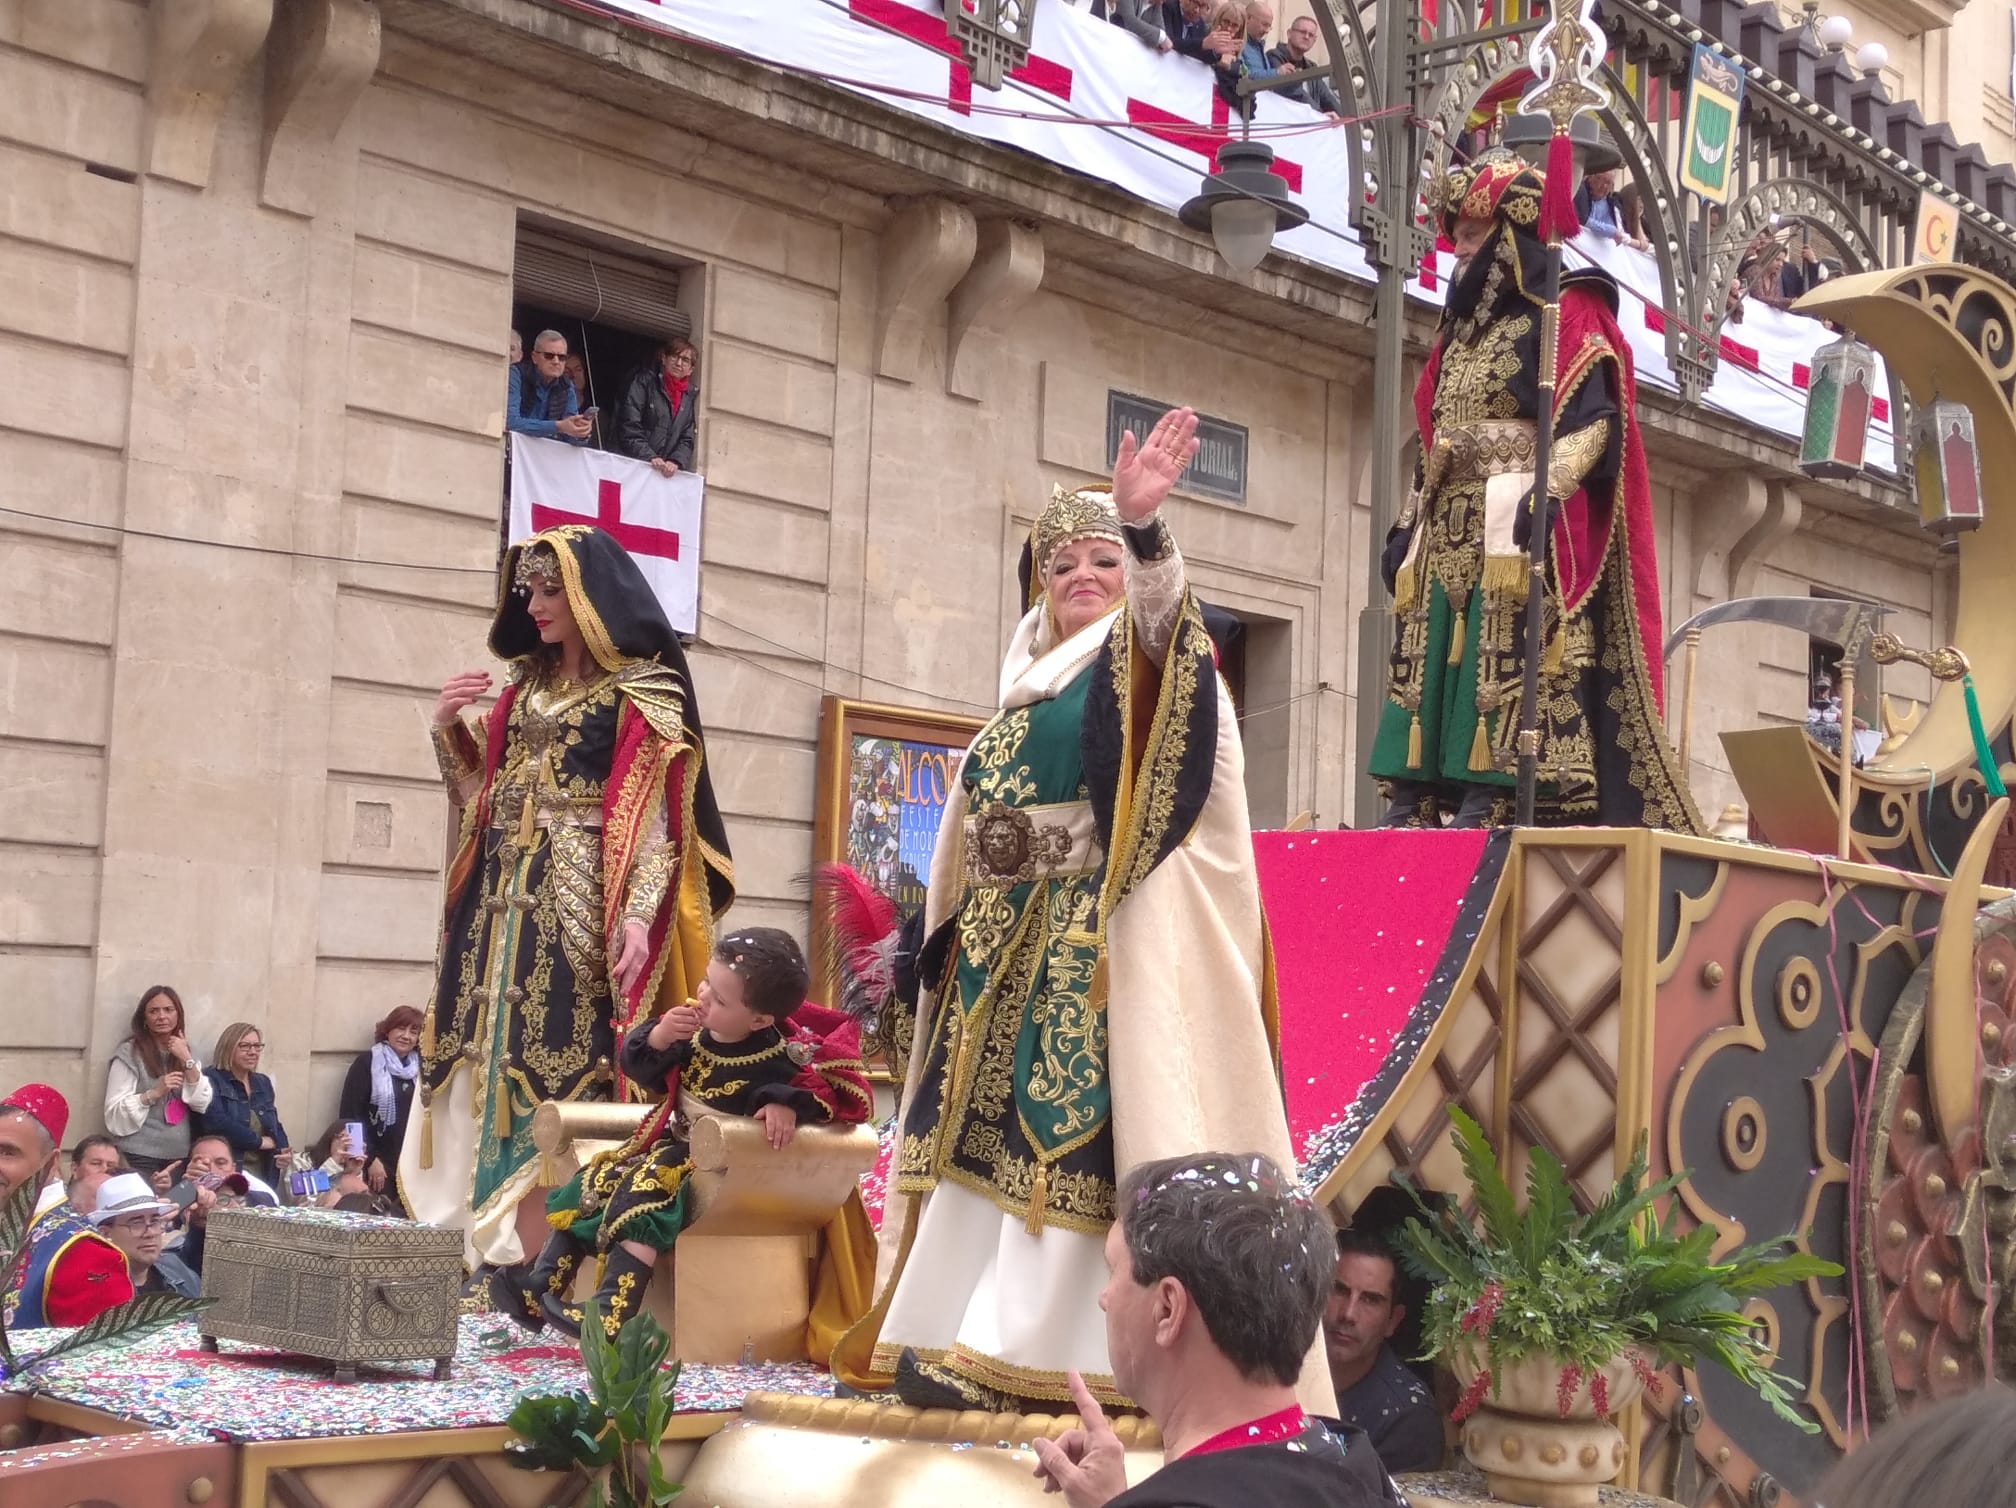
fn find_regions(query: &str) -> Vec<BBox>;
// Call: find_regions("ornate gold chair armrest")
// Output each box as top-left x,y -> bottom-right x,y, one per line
682,1114 -> 882,1238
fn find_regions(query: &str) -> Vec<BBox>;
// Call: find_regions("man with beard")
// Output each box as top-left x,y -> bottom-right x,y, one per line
1370,150 -> 1696,831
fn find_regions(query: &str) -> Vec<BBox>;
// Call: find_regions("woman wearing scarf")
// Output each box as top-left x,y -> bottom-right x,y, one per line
614,337 -> 698,477
337,1007 -> 423,1210
834,408 -> 1330,1419
399,524 -> 734,1271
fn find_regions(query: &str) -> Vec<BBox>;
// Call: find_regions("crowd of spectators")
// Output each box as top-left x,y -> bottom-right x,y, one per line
506,326 -> 701,476
0,989 -> 430,1334
1071,0 -> 1348,118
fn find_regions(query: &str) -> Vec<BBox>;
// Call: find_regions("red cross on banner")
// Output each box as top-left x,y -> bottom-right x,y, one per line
1123,94 -> 1305,193
534,478 -> 682,563
847,0 -> 1073,115
511,437 -> 704,633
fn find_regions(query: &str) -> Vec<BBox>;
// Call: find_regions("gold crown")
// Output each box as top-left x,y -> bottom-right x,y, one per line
1030,486 -> 1124,580
513,539 -> 562,591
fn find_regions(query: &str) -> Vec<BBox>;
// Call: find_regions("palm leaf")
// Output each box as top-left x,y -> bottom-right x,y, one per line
18,1292 -> 212,1371
1445,1108 -> 1522,1253
1523,1145 -> 1576,1271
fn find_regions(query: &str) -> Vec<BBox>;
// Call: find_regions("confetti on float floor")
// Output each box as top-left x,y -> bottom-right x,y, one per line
6,1317 -> 833,1443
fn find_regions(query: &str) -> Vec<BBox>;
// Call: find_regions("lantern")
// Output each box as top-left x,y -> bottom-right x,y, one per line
1798,334 -> 1879,479
1912,398 -> 1984,536
947,0 -> 1035,91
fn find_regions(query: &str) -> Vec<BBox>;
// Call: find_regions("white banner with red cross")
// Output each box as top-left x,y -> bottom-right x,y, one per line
507,435 -> 704,633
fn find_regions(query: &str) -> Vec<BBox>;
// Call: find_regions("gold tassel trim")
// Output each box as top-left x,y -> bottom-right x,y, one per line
1469,713 -> 1494,773
419,1102 -> 434,1170
1406,714 -> 1423,769
1393,561 -> 1419,617
1445,609 -> 1466,666
1026,1162 -> 1050,1237
549,1207 -> 578,1231
1542,625 -> 1566,675
516,791 -> 537,849
1480,553 -> 1527,605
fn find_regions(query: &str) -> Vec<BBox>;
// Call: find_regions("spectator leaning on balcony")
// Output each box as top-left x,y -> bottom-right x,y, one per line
508,329 -> 593,446
1573,144 -> 1647,251
1086,0 -> 1167,49
1160,0 -> 1216,58
616,337 -> 700,478
1268,15 -> 1341,115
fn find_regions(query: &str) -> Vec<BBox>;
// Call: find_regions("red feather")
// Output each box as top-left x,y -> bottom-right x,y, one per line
813,863 -> 901,1023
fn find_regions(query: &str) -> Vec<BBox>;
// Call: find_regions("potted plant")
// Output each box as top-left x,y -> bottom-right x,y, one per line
504,1302 -> 684,1508
1398,1110 -> 1838,1508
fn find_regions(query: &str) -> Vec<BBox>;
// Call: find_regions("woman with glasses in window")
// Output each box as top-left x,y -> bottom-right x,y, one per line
615,337 -> 699,478
196,1022 -> 290,1185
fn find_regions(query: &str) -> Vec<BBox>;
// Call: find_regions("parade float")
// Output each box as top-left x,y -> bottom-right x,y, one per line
6,19 -> 2016,1502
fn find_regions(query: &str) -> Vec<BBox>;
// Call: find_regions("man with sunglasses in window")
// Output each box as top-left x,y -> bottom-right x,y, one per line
508,329 -> 594,445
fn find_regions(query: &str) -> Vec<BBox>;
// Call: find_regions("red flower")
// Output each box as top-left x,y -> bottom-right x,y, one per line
1629,1352 -> 1664,1399
1452,1365 -> 1495,1422
1460,1281 -> 1505,1337
1591,1369 -> 1611,1421
1556,1362 -> 1582,1418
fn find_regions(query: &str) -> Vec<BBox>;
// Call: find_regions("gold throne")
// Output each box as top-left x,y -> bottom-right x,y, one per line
530,1100 -> 881,1363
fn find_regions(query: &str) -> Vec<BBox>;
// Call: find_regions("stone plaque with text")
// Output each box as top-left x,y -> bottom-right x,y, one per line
1106,391 -> 1247,506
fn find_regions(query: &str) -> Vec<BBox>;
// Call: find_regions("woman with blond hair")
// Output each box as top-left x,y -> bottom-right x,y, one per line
196,1022 -> 289,1185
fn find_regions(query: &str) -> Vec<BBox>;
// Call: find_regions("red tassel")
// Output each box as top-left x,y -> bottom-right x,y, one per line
1539,131 -> 1581,244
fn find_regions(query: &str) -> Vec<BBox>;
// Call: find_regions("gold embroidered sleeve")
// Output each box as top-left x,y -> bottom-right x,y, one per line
430,719 -> 484,806
1546,417 -> 1613,502
619,799 -> 676,928
1122,512 -> 1187,669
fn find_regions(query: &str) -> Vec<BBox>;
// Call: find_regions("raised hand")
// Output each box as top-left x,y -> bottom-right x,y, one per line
432,670 -> 493,728
1029,1371 -> 1128,1508
1110,407 -> 1200,523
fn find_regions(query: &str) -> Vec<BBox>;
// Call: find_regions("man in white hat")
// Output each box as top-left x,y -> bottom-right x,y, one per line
90,1172 -> 201,1298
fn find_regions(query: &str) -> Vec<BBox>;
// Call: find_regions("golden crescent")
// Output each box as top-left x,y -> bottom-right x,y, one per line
1794,267 -> 2016,786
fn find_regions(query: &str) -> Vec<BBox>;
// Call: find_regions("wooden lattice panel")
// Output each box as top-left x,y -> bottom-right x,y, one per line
1508,843 -> 1629,1207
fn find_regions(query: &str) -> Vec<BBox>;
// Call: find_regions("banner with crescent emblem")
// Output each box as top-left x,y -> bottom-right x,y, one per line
1679,44 -> 1742,203
1912,188 -> 1959,265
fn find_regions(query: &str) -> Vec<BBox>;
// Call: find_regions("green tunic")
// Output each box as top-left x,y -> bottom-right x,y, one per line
897,667 -> 1117,1235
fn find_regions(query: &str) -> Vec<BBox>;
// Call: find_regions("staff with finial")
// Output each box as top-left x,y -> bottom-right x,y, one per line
1511,0 -> 1611,826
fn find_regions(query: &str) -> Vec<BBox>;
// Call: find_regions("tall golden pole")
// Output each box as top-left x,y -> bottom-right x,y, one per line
1835,658 -> 1857,861
1677,625 -> 1702,777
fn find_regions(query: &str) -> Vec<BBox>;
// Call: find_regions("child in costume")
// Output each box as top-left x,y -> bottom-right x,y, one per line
493,928 -> 872,1339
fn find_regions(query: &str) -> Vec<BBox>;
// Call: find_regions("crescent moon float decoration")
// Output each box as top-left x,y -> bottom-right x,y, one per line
1727,267 -> 2016,874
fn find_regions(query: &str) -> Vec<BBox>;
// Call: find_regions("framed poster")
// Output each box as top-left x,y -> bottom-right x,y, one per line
812,697 -> 986,1074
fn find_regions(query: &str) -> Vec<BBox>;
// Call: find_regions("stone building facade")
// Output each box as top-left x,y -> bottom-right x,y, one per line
0,0 -> 1967,1138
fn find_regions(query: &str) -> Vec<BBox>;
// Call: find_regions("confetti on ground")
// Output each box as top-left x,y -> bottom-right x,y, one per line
6,1317 -> 832,1442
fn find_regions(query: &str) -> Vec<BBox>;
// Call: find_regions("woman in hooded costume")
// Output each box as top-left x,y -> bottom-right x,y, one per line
834,408 -> 1331,1418
400,524 -> 733,1270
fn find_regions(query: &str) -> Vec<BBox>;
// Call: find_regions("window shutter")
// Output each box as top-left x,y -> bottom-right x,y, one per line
512,230 -> 690,341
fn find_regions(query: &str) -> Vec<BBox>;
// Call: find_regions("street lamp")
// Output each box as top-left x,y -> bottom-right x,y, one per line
1178,141 -> 1310,274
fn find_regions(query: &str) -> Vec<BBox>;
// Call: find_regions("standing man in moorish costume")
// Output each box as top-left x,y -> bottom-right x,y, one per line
1370,150 -> 1699,832
401,525 -> 735,1273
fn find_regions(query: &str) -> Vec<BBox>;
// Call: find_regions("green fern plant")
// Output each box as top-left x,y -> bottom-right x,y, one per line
0,1172 -> 212,1380
504,1303 -> 683,1508
1396,1109 -> 1839,1432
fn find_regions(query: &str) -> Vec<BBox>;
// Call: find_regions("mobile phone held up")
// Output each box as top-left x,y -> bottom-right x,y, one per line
289,1169 -> 332,1199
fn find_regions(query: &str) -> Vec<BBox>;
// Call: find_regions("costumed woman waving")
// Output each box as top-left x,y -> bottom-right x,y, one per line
399,525 -> 734,1271
835,408 -> 1331,1418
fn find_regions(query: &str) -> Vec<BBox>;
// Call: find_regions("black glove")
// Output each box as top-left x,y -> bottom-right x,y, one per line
1511,487 -> 1557,553
1380,524 -> 1413,596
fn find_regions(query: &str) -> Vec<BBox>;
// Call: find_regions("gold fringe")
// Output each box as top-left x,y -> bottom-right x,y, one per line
516,791 -> 536,849
550,1207 -> 577,1231
1480,553 -> 1526,604
1407,714 -> 1423,769
1026,1162 -> 1050,1237
419,1103 -> 434,1170
1469,713 -> 1493,773
1445,609 -> 1466,666
1394,561 -> 1419,616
